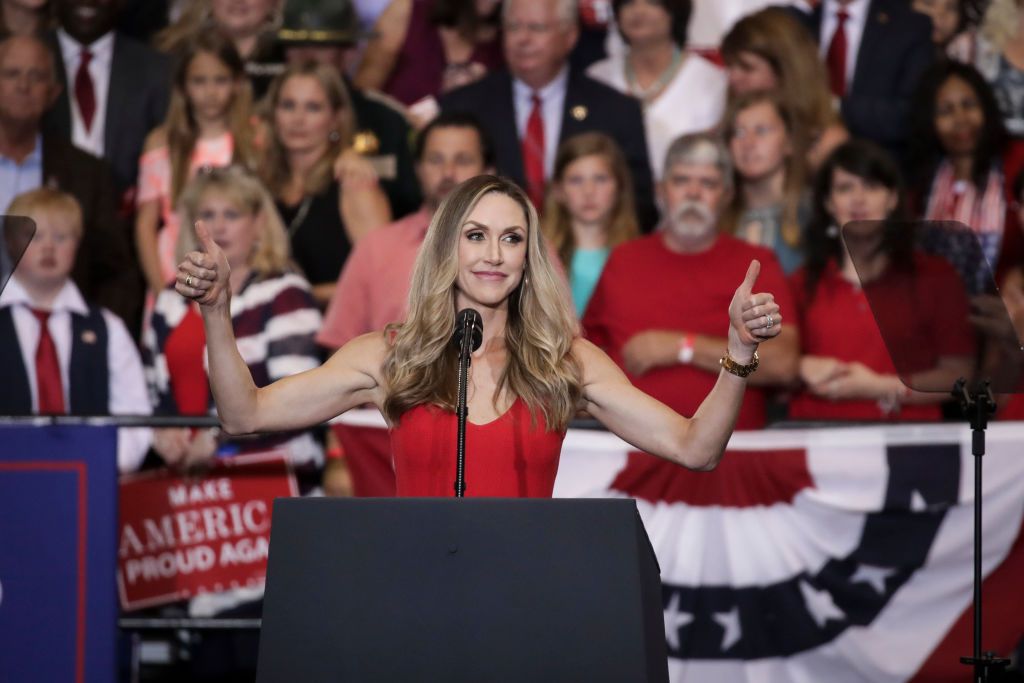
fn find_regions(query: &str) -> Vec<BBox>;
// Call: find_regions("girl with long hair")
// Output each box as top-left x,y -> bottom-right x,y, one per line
173,174 -> 785,498
788,141 -> 973,422
542,132 -> 639,317
720,7 -> 848,172
263,61 -> 390,307
135,30 -> 256,296
720,91 -> 809,274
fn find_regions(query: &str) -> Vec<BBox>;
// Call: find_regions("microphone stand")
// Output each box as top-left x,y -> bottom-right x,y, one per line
454,316 -> 474,498
953,378 -> 1009,682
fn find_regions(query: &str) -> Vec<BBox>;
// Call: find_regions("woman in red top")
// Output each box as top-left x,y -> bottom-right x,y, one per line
789,141 -> 975,422
174,175 -> 785,497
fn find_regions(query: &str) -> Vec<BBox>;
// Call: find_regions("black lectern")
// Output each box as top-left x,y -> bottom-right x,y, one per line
256,498 -> 668,682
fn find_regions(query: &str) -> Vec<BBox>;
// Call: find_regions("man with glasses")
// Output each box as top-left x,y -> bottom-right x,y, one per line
440,0 -> 657,230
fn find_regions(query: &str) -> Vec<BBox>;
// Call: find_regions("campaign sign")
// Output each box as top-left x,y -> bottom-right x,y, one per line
0,425 -> 118,683
118,452 -> 297,611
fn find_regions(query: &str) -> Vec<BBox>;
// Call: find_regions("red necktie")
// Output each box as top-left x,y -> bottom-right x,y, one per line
31,309 -> 65,415
75,47 -> 96,132
522,93 -> 546,212
826,10 -> 849,98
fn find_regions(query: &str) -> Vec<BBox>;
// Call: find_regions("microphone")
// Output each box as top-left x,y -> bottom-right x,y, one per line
452,308 -> 482,498
452,308 -> 483,354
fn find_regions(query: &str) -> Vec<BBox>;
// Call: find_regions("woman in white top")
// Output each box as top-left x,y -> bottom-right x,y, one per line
586,0 -> 727,180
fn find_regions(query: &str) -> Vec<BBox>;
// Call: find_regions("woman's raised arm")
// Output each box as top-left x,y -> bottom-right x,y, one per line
578,260 -> 780,470
174,221 -> 387,434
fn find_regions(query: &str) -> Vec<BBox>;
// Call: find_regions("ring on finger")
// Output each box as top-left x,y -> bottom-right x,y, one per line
763,314 -> 771,328
767,314 -> 773,328
186,275 -> 194,288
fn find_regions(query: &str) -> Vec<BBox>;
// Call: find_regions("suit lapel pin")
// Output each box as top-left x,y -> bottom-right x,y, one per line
877,11 -> 889,24
571,105 -> 588,122
81,330 -> 97,344
353,130 -> 381,156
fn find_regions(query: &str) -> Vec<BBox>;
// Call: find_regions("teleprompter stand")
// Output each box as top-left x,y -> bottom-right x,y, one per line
845,219 -> 1024,681
255,498 -> 669,682
953,380 -> 1010,682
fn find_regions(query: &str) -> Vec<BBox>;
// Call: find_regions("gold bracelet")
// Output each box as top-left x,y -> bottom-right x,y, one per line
720,350 -> 759,378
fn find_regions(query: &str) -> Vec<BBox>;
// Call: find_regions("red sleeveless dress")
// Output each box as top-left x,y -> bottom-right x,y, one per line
390,399 -> 565,498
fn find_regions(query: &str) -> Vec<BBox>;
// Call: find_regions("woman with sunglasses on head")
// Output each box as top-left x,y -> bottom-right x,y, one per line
262,61 -> 391,308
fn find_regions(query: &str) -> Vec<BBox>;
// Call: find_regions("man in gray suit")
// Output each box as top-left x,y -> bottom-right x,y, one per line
45,0 -> 170,200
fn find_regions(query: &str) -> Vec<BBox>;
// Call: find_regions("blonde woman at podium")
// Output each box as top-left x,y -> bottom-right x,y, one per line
174,174 -> 783,497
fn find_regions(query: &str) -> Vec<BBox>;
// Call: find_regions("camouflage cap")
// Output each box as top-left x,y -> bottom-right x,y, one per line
278,0 -> 368,45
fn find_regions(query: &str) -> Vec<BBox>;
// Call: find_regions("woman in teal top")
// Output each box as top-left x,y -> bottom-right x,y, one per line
543,133 -> 640,316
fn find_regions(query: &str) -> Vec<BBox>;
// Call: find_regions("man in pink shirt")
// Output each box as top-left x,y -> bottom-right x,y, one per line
317,112 -> 495,351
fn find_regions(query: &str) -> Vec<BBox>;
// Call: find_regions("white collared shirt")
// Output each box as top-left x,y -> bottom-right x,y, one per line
819,0 -> 870,91
0,134 -> 43,213
0,277 -> 152,472
512,67 -> 570,178
56,29 -> 115,159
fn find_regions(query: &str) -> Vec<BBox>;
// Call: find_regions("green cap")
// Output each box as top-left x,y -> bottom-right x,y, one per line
278,0 -> 367,45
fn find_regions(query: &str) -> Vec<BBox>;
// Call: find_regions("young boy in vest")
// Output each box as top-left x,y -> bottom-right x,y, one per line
0,188 -> 150,472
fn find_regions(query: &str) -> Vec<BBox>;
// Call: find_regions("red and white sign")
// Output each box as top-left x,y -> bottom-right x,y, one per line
117,452 -> 297,611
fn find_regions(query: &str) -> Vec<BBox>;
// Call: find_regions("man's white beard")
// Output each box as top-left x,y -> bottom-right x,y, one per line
668,201 -> 717,239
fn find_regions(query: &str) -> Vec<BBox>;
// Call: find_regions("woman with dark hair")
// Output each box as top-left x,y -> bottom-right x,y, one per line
587,0 -> 726,180
788,141 -> 974,422
173,174 -> 786,497
909,60 -> 1009,293
354,0 -> 503,109
913,0 -> 966,48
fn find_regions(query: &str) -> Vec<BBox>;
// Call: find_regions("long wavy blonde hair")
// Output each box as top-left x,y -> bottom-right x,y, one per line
175,166 -> 292,275
382,175 -> 582,432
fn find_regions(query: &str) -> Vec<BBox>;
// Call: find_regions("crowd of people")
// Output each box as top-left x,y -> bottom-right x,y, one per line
2,0 -> 1024,465
3,0 -> 1024,678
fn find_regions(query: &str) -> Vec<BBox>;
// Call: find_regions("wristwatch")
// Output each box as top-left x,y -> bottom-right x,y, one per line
719,350 -> 759,378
